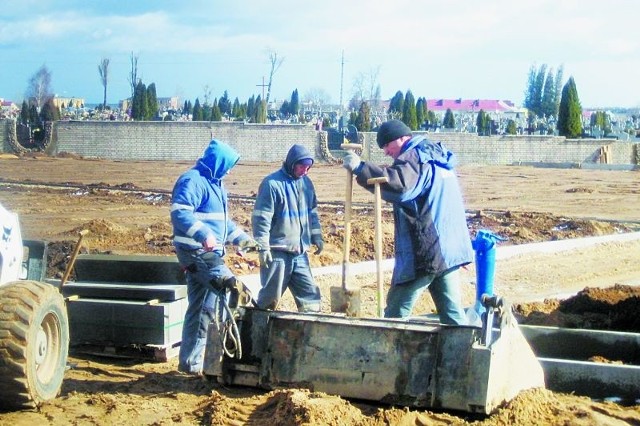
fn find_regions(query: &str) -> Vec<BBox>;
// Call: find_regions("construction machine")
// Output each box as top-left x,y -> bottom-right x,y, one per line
0,203 -> 69,409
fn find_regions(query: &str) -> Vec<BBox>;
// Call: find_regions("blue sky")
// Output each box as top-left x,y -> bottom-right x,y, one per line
1,0 -> 639,109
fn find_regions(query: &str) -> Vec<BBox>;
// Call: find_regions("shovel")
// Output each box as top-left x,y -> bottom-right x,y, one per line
367,176 -> 388,317
330,143 -> 362,316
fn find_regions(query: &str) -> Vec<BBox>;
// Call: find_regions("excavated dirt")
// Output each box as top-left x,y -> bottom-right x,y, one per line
0,153 -> 639,425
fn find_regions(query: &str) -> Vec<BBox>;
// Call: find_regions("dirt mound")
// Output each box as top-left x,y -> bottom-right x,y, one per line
467,210 -> 628,245
514,284 -> 640,332
204,389 -> 369,425
482,387 -> 640,426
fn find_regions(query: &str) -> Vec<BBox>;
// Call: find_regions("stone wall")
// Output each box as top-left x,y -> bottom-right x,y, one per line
361,132 -> 635,166
1,119 -> 637,166
48,121 -> 322,162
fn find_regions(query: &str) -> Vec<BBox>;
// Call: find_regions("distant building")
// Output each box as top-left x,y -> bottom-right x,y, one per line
120,96 -> 179,113
53,96 -> 85,109
0,99 -> 19,118
426,98 -> 520,114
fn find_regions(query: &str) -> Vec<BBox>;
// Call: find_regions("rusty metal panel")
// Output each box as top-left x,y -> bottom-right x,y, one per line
259,313 -> 439,406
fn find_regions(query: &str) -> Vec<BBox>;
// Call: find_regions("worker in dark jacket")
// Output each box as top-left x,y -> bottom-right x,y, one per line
171,139 -> 257,374
252,144 -> 323,312
342,120 -> 473,324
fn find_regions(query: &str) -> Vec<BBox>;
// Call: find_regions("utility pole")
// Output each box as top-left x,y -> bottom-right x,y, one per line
339,50 -> 344,130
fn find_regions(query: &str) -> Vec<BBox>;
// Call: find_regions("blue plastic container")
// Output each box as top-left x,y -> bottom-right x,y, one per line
471,230 -> 505,313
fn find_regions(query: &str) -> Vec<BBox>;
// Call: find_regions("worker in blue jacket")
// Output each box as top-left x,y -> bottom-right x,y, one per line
252,144 -> 323,312
342,120 -> 473,324
171,139 -> 257,374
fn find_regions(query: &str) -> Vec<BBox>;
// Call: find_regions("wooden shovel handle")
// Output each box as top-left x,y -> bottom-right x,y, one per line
61,229 -> 89,287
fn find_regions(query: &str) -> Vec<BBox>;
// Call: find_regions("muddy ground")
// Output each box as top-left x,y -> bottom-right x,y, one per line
0,153 -> 639,425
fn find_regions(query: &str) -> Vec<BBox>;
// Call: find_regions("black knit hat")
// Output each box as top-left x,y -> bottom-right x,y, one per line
376,120 -> 412,148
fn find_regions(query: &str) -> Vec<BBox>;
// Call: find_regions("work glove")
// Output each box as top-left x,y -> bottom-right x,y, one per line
342,152 -> 361,172
311,237 -> 324,255
210,275 -> 238,292
259,250 -> 273,269
238,238 -> 260,252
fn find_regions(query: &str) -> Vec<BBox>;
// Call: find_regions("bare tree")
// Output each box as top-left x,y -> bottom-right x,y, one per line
26,64 -> 53,111
98,58 -> 110,109
265,50 -> 284,104
128,52 -> 139,99
350,66 -> 381,111
303,87 -> 331,113
202,84 -> 213,106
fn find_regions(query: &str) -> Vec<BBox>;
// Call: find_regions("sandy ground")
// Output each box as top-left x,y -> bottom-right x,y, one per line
0,154 -> 639,425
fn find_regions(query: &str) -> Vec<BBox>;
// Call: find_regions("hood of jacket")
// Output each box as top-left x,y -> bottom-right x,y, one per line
402,135 -> 457,170
196,139 -> 240,183
282,144 -> 314,178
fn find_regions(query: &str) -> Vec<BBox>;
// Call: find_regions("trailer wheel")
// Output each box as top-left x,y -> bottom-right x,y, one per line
0,280 -> 69,409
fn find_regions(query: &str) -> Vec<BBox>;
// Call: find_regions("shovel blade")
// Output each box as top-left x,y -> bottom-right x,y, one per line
330,286 -> 361,317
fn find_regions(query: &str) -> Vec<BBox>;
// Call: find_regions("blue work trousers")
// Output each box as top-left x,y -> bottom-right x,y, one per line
385,266 -> 467,325
174,246 -> 232,374
257,251 -> 321,312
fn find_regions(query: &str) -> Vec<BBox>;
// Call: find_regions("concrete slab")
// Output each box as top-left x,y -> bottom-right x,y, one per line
67,297 -> 187,346
539,358 -> 640,401
61,282 -> 187,302
74,254 -> 185,284
521,325 -> 640,364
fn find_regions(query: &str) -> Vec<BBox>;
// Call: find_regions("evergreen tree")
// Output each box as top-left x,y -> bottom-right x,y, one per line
183,100 -> 189,114
232,98 -> 241,118
541,71 -> 556,118
354,101 -> 371,131
416,97 -> 426,129
20,100 -> 29,125
192,98 -> 203,121
131,81 -> 148,120
280,100 -> 290,117
247,96 -> 256,121
388,90 -> 404,119
40,97 -> 60,122
402,90 -> 418,130
29,104 -> 39,126
218,90 -> 231,116
146,83 -> 158,120
348,111 -> 358,127
523,65 -> 537,113
506,119 -> 517,135
557,77 -> 583,138
531,64 -> 547,116
289,89 -> 299,115
443,108 -> 455,129
211,99 -> 222,121
253,96 -> 266,123
554,65 -> 564,118
476,110 -> 490,135
202,103 -> 212,121
590,111 -> 611,135
426,110 -> 437,129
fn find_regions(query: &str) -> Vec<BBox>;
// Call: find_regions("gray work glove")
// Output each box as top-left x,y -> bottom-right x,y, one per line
342,152 -> 361,172
238,238 -> 260,252
311,237 -> 324,255
259,250 -> 273,269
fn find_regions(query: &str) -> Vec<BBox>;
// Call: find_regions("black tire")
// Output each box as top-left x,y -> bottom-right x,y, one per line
0,280 -> 69,409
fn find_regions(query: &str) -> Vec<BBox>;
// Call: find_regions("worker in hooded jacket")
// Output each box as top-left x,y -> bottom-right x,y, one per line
252,144 -> 323,312
342,120 -> 473,324
171,139 -> 258,374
